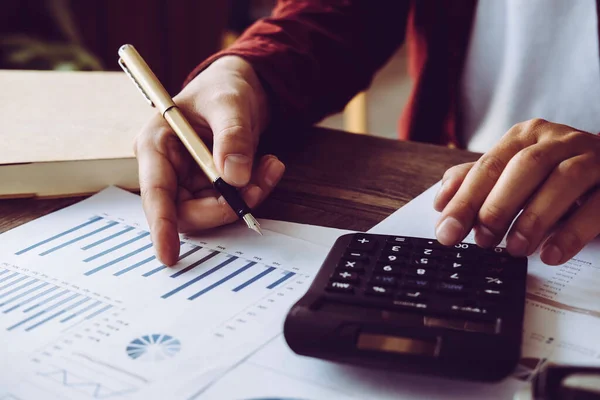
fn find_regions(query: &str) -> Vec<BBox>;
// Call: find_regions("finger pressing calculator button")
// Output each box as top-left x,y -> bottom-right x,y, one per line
344,250 -> 369,261
332,271 -> 360,283
338,259 -> 365,272
348,235 -> 377,251
374,263 -> 403,275
326,281 -> 355,294
370,275 -> 398,287
378,254 -> 408,264
405,267 -> 435,279
365,285 -> 394,297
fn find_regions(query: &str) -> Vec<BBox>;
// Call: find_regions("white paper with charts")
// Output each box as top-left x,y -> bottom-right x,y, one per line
0,186 -> 334,399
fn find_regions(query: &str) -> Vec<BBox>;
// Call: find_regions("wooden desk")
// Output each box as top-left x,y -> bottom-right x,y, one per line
0,127 -> 479,234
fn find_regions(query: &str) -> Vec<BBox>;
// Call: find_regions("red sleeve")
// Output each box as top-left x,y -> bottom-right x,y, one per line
185,0 -> 410,129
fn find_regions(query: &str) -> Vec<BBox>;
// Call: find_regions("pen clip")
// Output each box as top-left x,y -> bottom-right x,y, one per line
118,57 -> 155,108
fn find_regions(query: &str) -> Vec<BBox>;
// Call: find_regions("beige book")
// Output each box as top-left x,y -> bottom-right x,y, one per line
0,70 -> 156,198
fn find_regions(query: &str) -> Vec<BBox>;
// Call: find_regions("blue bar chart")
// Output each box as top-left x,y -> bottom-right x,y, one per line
13,215 -> 300,303
0,267 -> 113,334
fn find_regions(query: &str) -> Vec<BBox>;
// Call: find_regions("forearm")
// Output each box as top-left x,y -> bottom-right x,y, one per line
186,0 -> 410,129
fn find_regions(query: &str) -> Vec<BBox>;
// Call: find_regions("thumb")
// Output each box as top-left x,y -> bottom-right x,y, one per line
202,94 -> 257,187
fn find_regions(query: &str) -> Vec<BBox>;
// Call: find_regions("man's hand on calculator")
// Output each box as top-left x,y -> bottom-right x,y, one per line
433,118 -> 600,266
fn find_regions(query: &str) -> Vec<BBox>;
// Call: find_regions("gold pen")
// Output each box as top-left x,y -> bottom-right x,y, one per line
117,44 -> 262,235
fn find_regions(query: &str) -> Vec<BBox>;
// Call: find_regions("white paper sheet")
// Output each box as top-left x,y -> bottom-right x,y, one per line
0,186 -> 340,399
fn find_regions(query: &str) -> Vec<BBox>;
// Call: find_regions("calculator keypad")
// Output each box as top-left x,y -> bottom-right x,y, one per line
324,234 -> 526,321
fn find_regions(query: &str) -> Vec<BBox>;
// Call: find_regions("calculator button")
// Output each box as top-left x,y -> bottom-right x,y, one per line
396,289 -> 428,301
440,272 -> 471,283
383,244 -> 412,256
410,256 -> 439,267
445,250 -> 480,261
413,248 -> 444,258
392,299 -> 428,310
344,250 -> 369,261
436,281 -> 468,295
386,236 -> 412,245
413,238 -> 446,249
348,235 -> 377,252
478,288 -> 506,302
440,261 -> 474,273
332,271 -> 360,283
404,267 -> 435,279
378,254 -> 408,264
447,303 -> 494,319
365,285 -> 394,297
326,281 -> 355,294
401,278 -> 430,289
373,263 -> 403,275
370,275 -> 398,287
483,265 -> 517,278
481,276 -> 507,288
337,259 -> 365,272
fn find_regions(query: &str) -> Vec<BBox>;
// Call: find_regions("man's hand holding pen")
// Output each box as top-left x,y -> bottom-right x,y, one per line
130,54 -> 285,266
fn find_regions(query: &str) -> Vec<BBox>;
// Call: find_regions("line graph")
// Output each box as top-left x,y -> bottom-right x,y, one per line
37,367 -> 138,398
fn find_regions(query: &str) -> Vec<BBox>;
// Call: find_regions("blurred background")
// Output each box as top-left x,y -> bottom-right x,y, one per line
0,0 -> 411,138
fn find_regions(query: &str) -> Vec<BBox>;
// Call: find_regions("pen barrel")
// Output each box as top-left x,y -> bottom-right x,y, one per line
163,108 -> 220,182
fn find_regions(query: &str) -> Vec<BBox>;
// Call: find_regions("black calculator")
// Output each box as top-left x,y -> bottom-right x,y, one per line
283,233 -> 528,382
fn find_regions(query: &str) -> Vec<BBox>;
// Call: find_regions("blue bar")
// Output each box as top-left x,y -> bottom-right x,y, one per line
0,272 -> 19,284
169,251 -> 219,278
25,297 -> 90,331
15,216 -> 102,254
83,232 -> 150,262
0,282 -> 48,307
7,293 -> 79,331
81,226 -> 134,250
0,276 -> 27,292
84,242 -> 153,276
0,269 -> 8,277
267,272 -> 296,289
85,304 -> 112,320
232,266 -> 276,292
23,289 -> 69,313
161,257 -> 238,299
60,300 -> 102,323
3,286 -> 57,313
39,221 -> 118,255
114,255 -> 155,276
0,278 -> 36,300
188,262 -> 257,300
142,246 -> 202,277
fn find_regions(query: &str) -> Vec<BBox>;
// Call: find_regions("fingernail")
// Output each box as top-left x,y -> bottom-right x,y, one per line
224,154 -> 251,186
265,159 -> 285,187
542,245 -> 563,265
475,225 -> 496,248
507,231 -> 529,256
436,217 -> 464,245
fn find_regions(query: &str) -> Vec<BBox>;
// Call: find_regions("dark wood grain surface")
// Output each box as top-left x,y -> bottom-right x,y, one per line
0,127 -> 480,235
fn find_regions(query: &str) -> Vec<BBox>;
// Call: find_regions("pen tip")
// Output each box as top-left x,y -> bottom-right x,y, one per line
243,214 -> 263,235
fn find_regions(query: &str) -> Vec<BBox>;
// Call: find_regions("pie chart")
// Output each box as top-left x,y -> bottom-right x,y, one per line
126,334 -> 181,361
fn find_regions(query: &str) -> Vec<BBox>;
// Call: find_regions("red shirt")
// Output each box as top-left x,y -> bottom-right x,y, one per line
185,0 -> 600,148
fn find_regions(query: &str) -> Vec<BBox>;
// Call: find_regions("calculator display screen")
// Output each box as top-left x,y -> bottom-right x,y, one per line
356,333 -> 440,356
